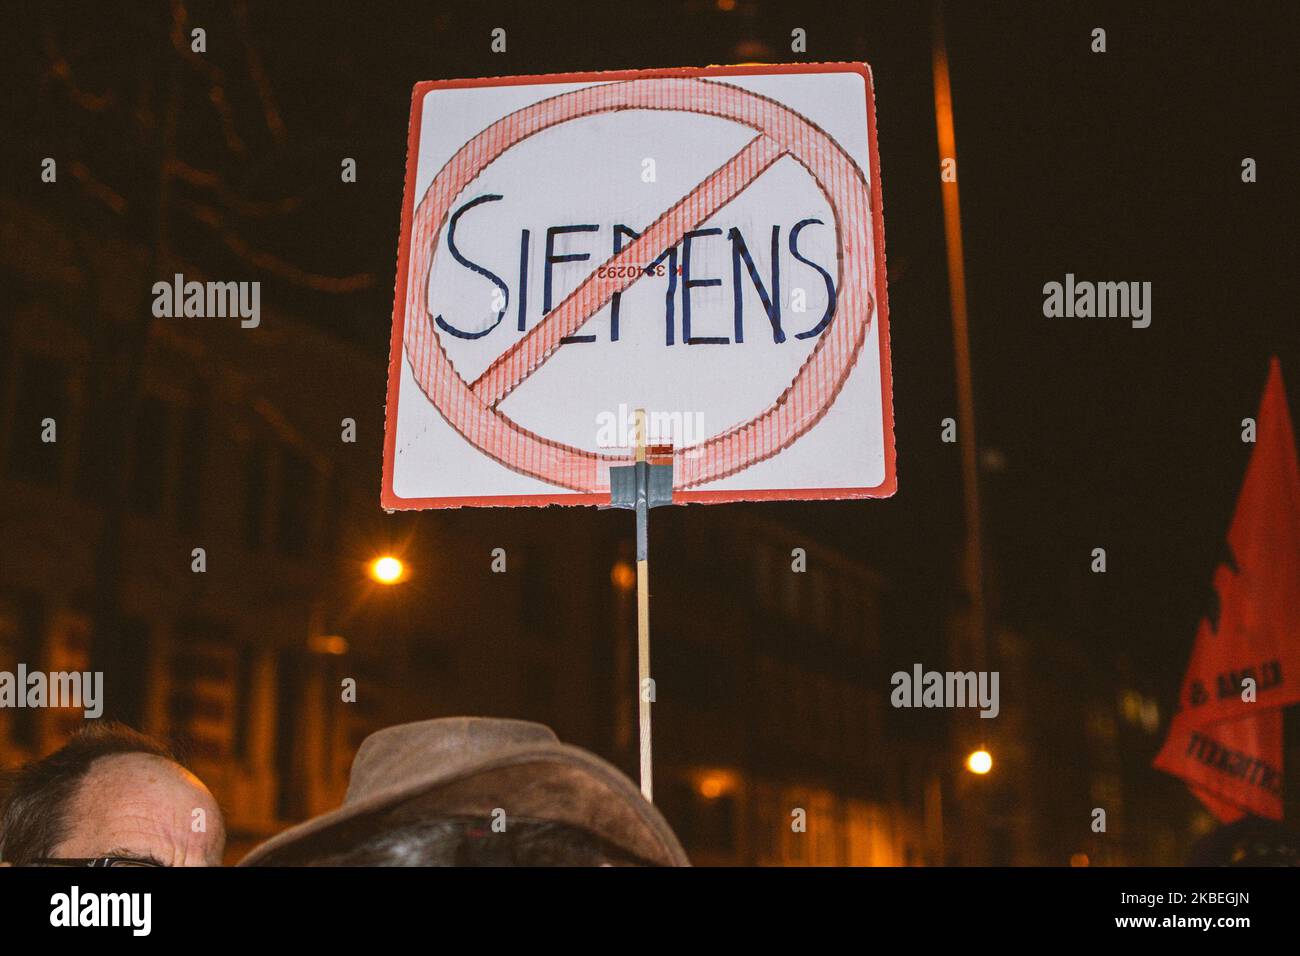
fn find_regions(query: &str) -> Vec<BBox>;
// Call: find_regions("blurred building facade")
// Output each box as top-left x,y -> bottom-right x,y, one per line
645,511 -> 928,865
1,197 -> 1193,865
0,197 -> 931,864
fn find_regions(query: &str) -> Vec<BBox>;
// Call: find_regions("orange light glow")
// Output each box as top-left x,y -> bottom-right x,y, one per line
966,749 -> 993,775
610,560 -> 636,592
308,634 -> 349,656
370,556 -> 405,584
695,769 -> 738,799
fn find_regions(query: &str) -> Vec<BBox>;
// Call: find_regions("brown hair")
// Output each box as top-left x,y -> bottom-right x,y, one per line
0,722 -> 177,865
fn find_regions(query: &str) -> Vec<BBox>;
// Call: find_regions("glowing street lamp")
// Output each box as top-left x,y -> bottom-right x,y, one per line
966,749 -> 993,775
610,560 -> 636,593
694,769 -> 738,800
369,555 -> 405,585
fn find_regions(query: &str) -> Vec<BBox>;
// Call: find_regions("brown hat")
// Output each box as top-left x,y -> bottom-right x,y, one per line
238,717 -> 689,866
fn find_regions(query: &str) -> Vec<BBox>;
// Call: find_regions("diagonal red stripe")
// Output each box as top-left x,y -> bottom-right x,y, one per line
470,133 -> 786,407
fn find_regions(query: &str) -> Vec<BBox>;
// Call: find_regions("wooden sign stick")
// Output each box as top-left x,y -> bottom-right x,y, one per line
634,408 -> 653,801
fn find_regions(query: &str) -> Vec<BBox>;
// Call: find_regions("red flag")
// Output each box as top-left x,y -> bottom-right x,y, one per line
1156,677 -> 1283,820
1155,358 -> 1300,820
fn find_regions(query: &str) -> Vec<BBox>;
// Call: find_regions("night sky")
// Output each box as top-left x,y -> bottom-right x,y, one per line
4,0 -> 1295,714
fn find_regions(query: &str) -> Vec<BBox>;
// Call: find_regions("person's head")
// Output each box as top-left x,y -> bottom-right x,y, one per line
0,722 -> 225,867
240,717 -> 687,867
262,816 -> 658,866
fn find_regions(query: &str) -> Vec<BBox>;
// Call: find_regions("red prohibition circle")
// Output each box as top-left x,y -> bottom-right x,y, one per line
401,75 -> 877,493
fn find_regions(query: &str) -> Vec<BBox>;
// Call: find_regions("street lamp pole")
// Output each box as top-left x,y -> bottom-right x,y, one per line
933,1 -> 992,865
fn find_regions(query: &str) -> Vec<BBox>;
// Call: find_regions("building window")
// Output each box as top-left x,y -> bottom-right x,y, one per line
169,616 -> 234,764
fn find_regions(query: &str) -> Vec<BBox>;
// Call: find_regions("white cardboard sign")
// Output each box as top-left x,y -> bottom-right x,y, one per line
382,64 -> 895,508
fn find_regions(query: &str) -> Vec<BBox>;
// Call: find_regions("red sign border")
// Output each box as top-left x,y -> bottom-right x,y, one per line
381,62 -> 896,509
